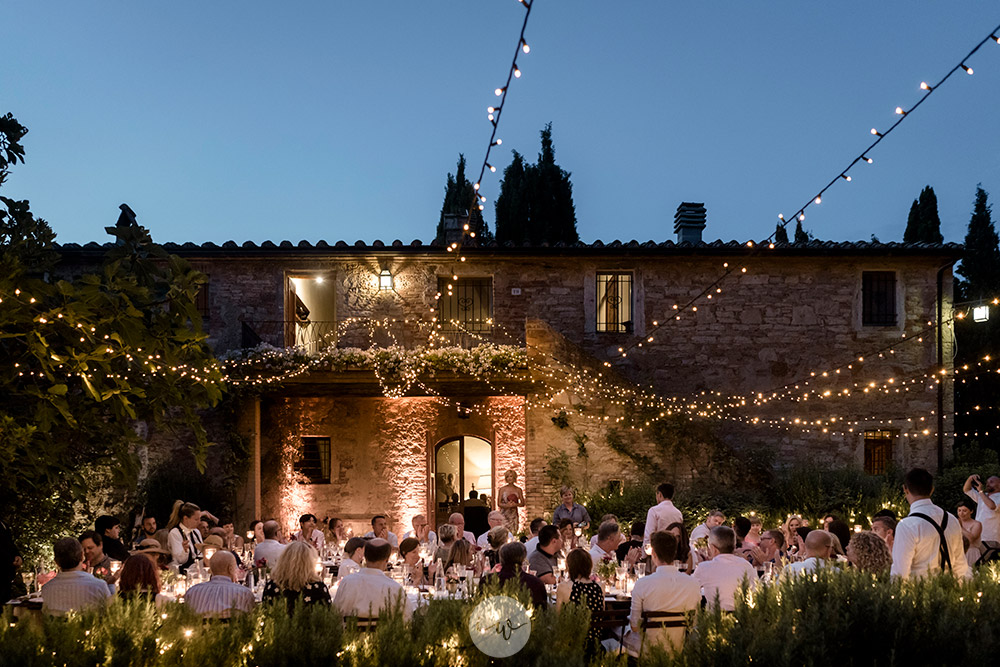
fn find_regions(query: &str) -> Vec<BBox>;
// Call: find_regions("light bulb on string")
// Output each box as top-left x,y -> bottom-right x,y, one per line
841,174 -> 851,182
961,63 -> 973,75
521,39 -> 530,53
871,128 -> 882,137
495,87 -> 506,96
513,64 -> 521,78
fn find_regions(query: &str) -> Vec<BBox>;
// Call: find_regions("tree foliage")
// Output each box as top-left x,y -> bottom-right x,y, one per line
495,123 -> 579,245
433,154 -> 491,244
774,223 -> 789,244
903,185 -> 945,243
0,114 -> 224,546
956,185 -> 1000,300
793,219 -> 811,244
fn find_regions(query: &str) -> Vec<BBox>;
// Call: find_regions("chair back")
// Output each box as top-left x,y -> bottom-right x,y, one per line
347,616 -> 378,633
638,610 -> 688,658
590,607 -> 630,655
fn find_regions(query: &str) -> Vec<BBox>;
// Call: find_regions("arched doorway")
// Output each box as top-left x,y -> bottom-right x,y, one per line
433,435 -> 492,531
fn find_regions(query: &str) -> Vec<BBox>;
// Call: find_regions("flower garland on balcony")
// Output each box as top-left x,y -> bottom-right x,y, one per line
220,343 -> 528,396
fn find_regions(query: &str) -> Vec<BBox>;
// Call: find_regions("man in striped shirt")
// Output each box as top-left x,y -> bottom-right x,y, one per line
41,537 -> 111,616
184,551 -> 255,618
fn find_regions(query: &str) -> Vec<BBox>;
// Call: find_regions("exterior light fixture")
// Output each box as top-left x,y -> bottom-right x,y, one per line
973,305 -> 989,322
379,268 -> 393,291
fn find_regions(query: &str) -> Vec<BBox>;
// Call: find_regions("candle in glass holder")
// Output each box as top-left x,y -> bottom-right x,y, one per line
110,560 -> 122,576
246,530 -> 254,541
574,526 -> 582,537
203,546 -> 217,561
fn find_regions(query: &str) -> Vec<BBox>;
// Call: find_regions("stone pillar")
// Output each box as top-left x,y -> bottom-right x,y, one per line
235,397 -> 262,525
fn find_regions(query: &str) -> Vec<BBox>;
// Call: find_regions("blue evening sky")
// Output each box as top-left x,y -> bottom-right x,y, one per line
3,1 -> 999,246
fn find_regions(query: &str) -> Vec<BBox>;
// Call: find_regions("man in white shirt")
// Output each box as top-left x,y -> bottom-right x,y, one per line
41,538 -> 112,616
294,513 -> 325,551
338,537 -> 366,577
184,551 -> 255,618
782,530 -> 833,578
589,520 -> 621,572
448,512 -> 477,545
476,511 -> 510,548
524,518 -> 546,558
401,514 -> 437,549
963,474 -> 1000,544
624,531 -> 701,657
333,539 -> 414,620
643,483 -> 684,545
253,520 -> 287,569
693,526 -> 758,611
892,468 -> 971,579
364,515 -> 399,548
689,510 -> 726,545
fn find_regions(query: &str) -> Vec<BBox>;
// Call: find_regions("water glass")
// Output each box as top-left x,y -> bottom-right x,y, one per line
635,562 -> 646,578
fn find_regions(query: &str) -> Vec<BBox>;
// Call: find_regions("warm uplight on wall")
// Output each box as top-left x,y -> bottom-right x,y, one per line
379,269 -> 394,291
973,305 -> 990,322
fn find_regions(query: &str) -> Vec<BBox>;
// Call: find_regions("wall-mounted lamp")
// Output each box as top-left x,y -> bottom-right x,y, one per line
973,305 -> 989,322
379,268 -> 394,291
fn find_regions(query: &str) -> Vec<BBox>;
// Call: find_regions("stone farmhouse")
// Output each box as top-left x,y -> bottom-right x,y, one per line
58,205 -> 962,537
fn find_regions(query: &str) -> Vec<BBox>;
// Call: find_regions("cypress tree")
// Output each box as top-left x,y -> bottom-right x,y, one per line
495,151 -> 529,245
774,223 -> 789,244
956,185 -> 1000,300
904,200 -> 922,243
794,219 -> 810,244
903,185 -> 944,243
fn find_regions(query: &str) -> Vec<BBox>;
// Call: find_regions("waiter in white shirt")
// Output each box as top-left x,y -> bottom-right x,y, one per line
643,483 -> 683,545
963,474 -> 1000,544
891,468 -> 971,579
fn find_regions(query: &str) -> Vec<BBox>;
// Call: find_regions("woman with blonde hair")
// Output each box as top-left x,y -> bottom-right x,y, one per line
845,530 -> 891,574
166,500 -> 203,572
443,538 -> 479,577
262,541 -> 331,613
497,469 -> 525,533
782,515 -> 802,555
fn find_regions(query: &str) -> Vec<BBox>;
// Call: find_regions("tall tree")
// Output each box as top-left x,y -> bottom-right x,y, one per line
434,154 -> 490,244
956,186 -> 1000,300
903,185 -> 944,243
0,113 -> 223,552
494,123 -> 579,245
774,223 -> 789,244
794,219 -> 810,244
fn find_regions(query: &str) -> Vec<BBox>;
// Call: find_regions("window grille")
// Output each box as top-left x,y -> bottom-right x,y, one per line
597,272 -> 633,333
437,278 -> 493,332
863,430 -> 894,474
862,271 -> 896,326
295,436 -> 331,484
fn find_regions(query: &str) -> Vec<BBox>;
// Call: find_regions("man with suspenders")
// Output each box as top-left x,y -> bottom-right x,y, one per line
891,468 -> 971,579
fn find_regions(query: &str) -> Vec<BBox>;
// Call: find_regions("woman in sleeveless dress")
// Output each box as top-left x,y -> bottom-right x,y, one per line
497,469 -> 524,534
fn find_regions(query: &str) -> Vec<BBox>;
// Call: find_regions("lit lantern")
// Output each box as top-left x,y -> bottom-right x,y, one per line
973,305 -> 989,322
379,268 -> 394,291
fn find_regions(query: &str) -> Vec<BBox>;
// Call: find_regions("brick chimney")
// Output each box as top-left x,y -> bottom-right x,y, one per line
441,212 -> 467,246
674,202 -> 706,244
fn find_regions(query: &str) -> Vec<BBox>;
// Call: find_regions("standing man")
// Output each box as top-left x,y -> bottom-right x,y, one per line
552,486 -> 591,529
963,474 -> 1000,545
95,515 -> 130,562
295,514 -> 325,551
643,483 -> 683,545
892,468 -> 970,579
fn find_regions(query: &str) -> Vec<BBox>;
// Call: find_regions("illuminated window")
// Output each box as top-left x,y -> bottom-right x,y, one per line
863,430 -> 894,474
295,436 -> 331,484
597,272 -> 633,333
437,277 -> 492,333
862,271 -> 896,327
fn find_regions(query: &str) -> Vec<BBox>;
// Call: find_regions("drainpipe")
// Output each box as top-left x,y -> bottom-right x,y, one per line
936,260 -> 957,473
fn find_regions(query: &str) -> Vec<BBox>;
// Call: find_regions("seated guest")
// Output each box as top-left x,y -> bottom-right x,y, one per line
132,538 -> 172,571
41,538 -> 112,616
327,517 -> 348,544
783,530 -> 834,577
477,511 -> 510,548
589,514 -> 619,548
793,526 -> 813,556
95,515 -> 130,562
117,555 -> 166,605
249,520 -> 265,545
448,512 -> 477,545
253,520 -> 287,569
558,519 -> 578,552
218,518 -> 244,551
524,518 -> 547,557
556,548 -> 604,657
748,529 -> 786,569
433,524 -> 456,563
262,541 -> 331,613
185,550 -> 255,618
617,521 -> 645,563
79,530 -> 116,587
871,516 -> 896,551
665,522 -> 692,573
482,526 -> 509,569
689,510 -> 726,544
364,515 -> 398,548
527,525 -> 563,586
846,530 -> 891,574
590,521 -> 622,571
295,513 -> 325,551
733,516 -> 752,549
482,542 -> 547,608
823,514 -> 840,531
626,531 -> 701,656
402,514 -> 437,548
166,501 -> 203,573
340,537 -> 366,577
743,516 -> 763,547
443,538 -> 478,577
693,526 -> 758,611
133,514 -> 158,550
398,537 -> 427,586
334,539 -> 413,620
553,486 -> 591,528
827,520 -> 852,556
